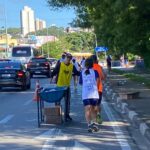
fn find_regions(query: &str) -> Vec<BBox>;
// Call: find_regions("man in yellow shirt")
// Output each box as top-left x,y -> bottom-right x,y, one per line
51,53 -> 73,121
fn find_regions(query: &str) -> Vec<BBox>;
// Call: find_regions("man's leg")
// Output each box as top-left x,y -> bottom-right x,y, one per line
96,92 -> 103,124
65,87 -> 72,121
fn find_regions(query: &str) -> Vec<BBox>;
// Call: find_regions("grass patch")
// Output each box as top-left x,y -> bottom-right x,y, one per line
112,69 -> 150,88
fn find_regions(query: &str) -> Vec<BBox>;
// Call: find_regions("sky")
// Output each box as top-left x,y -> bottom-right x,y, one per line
0,0 -> 76,28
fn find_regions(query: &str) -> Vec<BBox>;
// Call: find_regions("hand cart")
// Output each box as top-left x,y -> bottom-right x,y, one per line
37,86 -> 67,127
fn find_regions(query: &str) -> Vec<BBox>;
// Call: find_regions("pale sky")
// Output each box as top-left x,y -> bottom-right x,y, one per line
0,0 -> 76,28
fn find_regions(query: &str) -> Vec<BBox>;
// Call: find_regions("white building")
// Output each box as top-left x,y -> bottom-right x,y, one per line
35,18 -> 46,31
20,6 -> 35,36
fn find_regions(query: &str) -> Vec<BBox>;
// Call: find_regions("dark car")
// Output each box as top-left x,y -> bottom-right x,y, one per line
27,57 -> 51,78
0,61 -> 31,90
0,58 -> 11,61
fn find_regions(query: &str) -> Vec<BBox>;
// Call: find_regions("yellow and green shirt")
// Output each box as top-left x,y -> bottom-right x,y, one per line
57,62 -> 73,87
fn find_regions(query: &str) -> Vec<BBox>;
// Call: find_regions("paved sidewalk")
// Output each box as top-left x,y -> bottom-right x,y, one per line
104,69 -> 150,143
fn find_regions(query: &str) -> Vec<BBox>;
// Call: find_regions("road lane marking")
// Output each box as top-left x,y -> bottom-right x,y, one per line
72,141 -> 90,150
102,101 -> 132,150
128,111 -> 137,120
34,128 -> 56,140
0,115 -> 14,124
35,128 -> 90,150
23,99 -> 32,106
140,123 -> 149,136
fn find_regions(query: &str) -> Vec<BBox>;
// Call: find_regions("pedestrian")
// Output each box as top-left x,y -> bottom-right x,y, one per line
80,57 -> 86,70
91,55 -> 106,124
120,55 -> 124,67
124,55 -> 128,68
79,58 -> 100,132
51,53 -> 73,121
72,57 -> 81,89
106,55 -> 112,73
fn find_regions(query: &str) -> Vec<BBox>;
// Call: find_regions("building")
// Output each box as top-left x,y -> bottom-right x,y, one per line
0,34 -> 18,48
20,6 -> 35,36
0,34 -> 18,57
35,18 -> 46,31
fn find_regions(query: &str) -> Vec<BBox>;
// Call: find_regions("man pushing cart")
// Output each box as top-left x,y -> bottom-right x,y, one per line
50,53 -> 73,122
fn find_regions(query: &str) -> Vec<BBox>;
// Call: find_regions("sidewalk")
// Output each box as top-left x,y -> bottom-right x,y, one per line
104,68 -> 150,143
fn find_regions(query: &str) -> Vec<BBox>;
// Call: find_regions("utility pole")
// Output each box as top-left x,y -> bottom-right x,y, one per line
94,33 -> 98,58
4,0 -> 8,57
46,27 -> 49,58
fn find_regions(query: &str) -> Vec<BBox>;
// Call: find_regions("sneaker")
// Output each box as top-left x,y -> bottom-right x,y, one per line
96,114 -> 103,124
91,123 -> 99,132
88,124 -> 93,133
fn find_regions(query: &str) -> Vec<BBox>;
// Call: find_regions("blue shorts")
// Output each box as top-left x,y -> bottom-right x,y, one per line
83,99 -> 98,106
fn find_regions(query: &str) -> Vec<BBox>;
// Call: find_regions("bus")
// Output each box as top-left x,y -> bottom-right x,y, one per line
11,45 -> 41,65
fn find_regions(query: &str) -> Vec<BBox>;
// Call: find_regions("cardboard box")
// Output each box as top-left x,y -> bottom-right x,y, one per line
43,106 -> 61,116
45,115 -> 62,124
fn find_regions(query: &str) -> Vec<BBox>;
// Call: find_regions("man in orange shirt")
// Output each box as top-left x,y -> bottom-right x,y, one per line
91,55 -> 106,124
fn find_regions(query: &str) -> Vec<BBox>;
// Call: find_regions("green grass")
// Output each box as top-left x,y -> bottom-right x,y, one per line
112,69 -> 150,88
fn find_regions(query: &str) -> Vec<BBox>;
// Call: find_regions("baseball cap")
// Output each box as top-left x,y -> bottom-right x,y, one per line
66,53 -> 72,59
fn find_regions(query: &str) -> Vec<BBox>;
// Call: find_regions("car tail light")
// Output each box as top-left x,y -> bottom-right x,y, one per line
17,71 -> 24,77
44,62 -> 49,66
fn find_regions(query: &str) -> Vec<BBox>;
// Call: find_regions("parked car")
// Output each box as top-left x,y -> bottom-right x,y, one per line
0,58 -> 11,61
47,58 -> 57,70
27,57 -> 51,78
0,60 -> 31,90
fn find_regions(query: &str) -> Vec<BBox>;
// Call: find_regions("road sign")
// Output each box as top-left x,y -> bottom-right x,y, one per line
95,46 -> 108,52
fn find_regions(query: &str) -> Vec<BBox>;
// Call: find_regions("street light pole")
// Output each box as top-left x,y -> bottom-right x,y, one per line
46,27 -> 49,58
4,0 -> 8,57
94,33 -> 98,58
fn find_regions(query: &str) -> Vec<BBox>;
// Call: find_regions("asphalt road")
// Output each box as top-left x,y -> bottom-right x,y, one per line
0,76 -> 147,150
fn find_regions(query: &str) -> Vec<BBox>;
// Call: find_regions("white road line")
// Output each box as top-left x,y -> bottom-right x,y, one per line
38,128 -> 91,150
35,128 -> 56,140
0,114 -> 14,124
128,111 -> 137,120
41,128 -> 60,150
72,141 -> 91,150
102,101 -> 132,150
140,123 -> 149,136
23,99 -> 32,106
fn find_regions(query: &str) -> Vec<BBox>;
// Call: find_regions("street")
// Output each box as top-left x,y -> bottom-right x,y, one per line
0,76 -> 147,150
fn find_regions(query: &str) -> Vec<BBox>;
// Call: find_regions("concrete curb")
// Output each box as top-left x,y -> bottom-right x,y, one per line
104,82 -> 150,143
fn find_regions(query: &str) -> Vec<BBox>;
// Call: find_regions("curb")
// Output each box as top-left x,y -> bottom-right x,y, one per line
104,82 -> 150,143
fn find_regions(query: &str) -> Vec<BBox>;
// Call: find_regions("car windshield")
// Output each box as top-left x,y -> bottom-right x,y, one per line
12,47 -> 31,57
31,58 -> 47,62
48,58 -> 57,63
0,62 -> 21,69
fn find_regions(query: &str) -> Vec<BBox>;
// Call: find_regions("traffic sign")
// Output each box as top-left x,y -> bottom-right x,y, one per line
95,46 -> 108,52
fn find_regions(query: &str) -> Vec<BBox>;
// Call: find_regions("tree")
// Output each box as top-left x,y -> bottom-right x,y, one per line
47,0 -> 150,67
41,31 -> 95,58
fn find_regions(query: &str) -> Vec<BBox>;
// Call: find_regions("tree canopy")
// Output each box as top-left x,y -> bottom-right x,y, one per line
47,0 -> 150,67
42,31 -> 95,58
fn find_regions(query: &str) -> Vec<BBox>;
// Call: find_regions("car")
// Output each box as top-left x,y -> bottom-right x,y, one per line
27,57 -> 51,78
0,58 -> 11,61
0,60 -> 31,90
47,58 -> 58,70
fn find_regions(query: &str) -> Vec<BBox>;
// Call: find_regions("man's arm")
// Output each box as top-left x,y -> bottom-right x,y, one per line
51,60 -> 60,78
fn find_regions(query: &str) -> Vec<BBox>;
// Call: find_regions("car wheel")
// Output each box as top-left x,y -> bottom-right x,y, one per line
21,82 -> 27,91
30,73 -> 33,78
27,80 -> 31,89
47,71 -> 51,78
